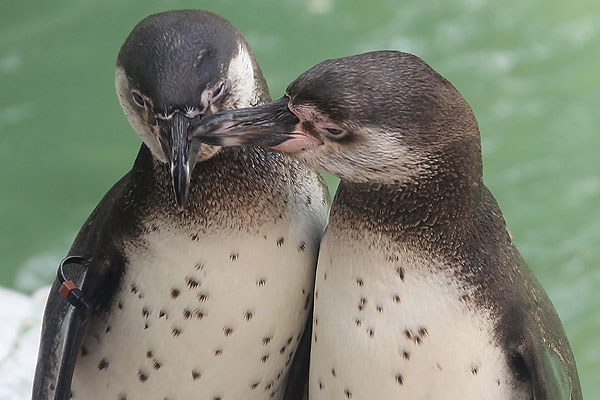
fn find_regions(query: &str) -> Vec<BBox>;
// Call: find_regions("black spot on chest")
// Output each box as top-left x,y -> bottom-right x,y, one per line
185,276 -> 200,288
137,369 -> 148,382
98,359 -> 109,370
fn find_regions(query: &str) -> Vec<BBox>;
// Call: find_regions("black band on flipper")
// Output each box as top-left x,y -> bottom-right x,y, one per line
56,256 -> 91,310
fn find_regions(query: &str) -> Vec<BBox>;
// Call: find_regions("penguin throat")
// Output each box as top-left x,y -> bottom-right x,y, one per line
332,156 -> 482,235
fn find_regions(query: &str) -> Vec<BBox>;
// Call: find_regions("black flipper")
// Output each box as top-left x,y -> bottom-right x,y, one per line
32,167 -> 136,400
53,296 -> 92,399
33,279 -> 78,400
528,337 -> 572,399
505,307 -> 578,400
504,324 -> 575,400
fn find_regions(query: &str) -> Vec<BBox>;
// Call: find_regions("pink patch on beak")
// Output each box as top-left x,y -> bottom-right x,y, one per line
270,133 -> 322,154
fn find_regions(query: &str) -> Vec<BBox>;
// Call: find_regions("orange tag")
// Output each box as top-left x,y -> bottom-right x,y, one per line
59,280 -> 77,298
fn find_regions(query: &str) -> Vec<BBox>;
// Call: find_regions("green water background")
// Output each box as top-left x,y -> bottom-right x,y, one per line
1,0 -> 598,397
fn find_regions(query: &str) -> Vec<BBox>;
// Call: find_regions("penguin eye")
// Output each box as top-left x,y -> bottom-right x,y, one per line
212,82 -> 226,101
324,127 -> 346,139
131,90 -> 146,108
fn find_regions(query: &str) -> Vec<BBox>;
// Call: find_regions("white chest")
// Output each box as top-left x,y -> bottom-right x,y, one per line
309,231 -> 528,400
71,219 -> 318,400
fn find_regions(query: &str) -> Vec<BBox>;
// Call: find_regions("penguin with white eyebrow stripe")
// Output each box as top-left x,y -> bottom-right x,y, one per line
33,11 -> 328,400
191,50 -> 582,400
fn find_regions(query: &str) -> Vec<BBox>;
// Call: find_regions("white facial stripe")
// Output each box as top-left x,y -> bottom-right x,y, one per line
225,43 -> 256,108
115,65 -> 167,163
293,127 -> 425,184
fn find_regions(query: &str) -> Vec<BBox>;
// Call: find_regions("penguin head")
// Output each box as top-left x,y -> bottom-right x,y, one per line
191,51 -> 481,185
115,10 -> 268,209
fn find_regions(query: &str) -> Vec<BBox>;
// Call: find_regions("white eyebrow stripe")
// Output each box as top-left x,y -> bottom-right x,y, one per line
225,43 -> 256,108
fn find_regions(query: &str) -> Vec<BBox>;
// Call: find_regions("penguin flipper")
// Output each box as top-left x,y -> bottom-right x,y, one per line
31,279 -> 83,399
504,299 -> 579,400
35,283 -> 92,400
283,310 -> 312,400
32,171 -> 134,400
515,333 -> 574,400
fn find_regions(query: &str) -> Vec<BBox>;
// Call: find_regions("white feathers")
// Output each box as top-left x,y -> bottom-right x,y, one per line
309,228 -> 529,399
71,223 -> 317,399
115,65 -> 166,163
224,44 -> 258,109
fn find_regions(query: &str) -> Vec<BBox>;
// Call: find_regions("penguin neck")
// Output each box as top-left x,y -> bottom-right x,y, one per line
332,139 -> 483,237
128,144 -> 289,232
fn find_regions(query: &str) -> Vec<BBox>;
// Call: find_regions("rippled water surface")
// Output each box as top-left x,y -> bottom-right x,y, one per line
1,0 -> 598,397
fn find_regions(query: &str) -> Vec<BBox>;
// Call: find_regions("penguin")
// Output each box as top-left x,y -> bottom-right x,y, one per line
32,10 -> 328,400
190,50 -> 582,399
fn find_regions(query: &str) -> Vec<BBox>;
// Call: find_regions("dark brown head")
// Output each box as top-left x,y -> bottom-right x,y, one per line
116,10 -> 269,209
191,50 -> 482,185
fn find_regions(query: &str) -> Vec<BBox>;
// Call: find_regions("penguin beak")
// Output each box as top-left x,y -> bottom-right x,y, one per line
189,97 -> 322,153
158,113 -> 202,211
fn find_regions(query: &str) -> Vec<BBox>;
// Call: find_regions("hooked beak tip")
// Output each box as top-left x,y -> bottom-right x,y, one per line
158,112 -> 201,212
171,161 -> 191,212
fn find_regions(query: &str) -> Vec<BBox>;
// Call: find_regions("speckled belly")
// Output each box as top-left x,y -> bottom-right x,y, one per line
71,221 -> 317,400
309,234 -> 528,400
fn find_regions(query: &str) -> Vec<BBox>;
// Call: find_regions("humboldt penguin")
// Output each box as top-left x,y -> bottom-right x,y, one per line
190,50 -> 582,399
32,10 -> 328,400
